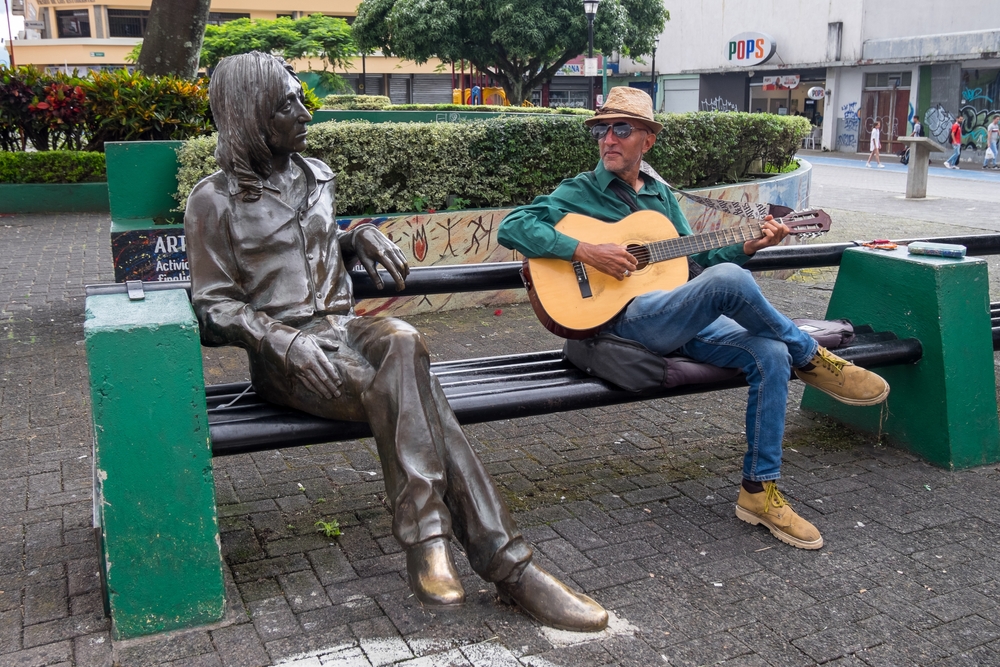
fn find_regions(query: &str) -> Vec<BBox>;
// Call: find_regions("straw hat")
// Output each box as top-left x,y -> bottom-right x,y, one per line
585,86 -> 663,134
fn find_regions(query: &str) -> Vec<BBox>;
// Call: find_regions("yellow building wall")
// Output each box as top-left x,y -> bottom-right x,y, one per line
12,1 -> 446,74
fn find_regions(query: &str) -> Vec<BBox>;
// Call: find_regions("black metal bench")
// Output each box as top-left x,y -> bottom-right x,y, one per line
87,232 -> 1000,458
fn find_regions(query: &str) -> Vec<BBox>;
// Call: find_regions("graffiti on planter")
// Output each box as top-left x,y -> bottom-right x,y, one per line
700,96 -> 739,113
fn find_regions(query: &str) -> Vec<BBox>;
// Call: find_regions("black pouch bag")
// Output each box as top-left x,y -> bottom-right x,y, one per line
564,319 -> 855,393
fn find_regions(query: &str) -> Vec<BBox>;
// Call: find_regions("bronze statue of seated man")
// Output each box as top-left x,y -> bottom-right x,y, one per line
183,51 -> 607,633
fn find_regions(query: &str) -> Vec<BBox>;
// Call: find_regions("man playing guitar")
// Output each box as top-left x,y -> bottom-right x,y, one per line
498,86 -> 890,550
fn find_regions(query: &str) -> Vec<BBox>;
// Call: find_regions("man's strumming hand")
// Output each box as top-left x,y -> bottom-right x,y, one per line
572,241 -> 638,281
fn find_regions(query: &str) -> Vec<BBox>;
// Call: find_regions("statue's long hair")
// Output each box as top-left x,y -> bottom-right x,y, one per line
210,52 -> 299,202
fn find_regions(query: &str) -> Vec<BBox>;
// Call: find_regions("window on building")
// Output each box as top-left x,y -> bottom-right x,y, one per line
56,9 -> 91,38
864,72 -> 912,89
107,9 -> 149,38
206,13 -> 251,26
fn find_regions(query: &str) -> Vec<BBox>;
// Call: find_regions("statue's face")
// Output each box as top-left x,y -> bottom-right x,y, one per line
267,71 -> 312,157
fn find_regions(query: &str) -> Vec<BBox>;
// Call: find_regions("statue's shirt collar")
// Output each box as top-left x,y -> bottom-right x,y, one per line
226,154 -> 335,211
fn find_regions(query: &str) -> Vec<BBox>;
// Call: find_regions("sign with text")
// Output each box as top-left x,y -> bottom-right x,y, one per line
762,75 -> 801,91
807,86 -> 826,100
726,32 -> 776,67
111,229 -> 189,283
24,21 -> 44,30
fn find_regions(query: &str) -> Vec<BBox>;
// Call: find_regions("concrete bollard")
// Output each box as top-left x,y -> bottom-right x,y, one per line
85,289 -> 224,639
802,246 -> 1000,469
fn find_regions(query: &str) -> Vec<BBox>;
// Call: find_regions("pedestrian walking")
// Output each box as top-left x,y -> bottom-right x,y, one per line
984,115 -> 999,169
945,117 -> 963,169
866,120 -> 884,168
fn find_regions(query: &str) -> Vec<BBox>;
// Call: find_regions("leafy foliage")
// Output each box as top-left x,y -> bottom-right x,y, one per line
81,69 -> 213,150
353,0 -> 668,105
0,66 -> 87,151
0,65 -> 213,152
200,14 -> 354,84
176,114 -> 809,215
0,150 -> 106,184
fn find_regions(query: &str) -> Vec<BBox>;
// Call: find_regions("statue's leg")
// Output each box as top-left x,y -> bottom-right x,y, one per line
343,316 -> 528,576
345,317 -> 608,632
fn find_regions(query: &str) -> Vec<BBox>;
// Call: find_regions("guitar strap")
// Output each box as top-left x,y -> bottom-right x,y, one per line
638,162 -> 773,220
592,171 -> 705,279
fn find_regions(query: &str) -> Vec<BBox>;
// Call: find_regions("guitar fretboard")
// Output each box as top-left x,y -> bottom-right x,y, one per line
640,222 -> 766,263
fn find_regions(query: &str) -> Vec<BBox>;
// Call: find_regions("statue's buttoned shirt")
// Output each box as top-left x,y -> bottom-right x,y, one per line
185,155 -> 353,371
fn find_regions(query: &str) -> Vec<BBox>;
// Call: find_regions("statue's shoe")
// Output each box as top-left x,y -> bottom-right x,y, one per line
406,537 -> 465,607
496,562 -> 608,632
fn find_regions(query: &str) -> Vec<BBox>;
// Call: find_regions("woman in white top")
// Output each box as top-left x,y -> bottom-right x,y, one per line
866,120 -> 884,168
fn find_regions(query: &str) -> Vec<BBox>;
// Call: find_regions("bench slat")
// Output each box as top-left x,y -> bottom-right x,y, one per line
208,337 -> 922,457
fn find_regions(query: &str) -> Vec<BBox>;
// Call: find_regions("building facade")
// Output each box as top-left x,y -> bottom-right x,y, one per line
5,0 -> 598,107
613,0 -> 1000,153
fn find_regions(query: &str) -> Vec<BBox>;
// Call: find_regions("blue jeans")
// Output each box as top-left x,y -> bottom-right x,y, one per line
985,140 -> 997,167
608,263 -> 818,482
947,143 -> 961,166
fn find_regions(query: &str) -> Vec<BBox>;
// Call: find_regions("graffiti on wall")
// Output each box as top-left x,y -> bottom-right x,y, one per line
957,69 -> 1000,148
836,101 -> 859,149
924,104 -> 955,145
700,96 -> 740,113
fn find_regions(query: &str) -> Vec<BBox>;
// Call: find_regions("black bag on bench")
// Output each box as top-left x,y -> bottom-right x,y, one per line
563,319 -> 855,393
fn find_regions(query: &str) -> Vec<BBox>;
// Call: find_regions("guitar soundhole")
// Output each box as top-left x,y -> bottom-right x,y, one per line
626,244 -> 650,270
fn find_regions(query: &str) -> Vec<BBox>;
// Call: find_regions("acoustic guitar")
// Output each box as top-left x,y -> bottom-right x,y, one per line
522,208 -> 832,339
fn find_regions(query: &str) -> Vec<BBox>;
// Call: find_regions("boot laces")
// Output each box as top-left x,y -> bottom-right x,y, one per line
763,483 -> 788,514
814,347 -> 847,374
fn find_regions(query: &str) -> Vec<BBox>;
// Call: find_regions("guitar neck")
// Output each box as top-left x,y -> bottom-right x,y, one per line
646,221 -> 765,263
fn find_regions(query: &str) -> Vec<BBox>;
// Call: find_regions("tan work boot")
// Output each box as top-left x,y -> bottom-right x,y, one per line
795,346 -> 890,406
735,482 -> 823,550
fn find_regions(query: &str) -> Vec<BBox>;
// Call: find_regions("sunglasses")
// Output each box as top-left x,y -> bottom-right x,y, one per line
590,122 -> 645,140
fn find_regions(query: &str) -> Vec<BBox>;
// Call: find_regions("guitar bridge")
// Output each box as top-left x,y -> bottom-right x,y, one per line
572,261 -> 593,299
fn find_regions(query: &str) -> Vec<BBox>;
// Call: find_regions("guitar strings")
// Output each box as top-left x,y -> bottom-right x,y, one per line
622,211 -> 824,265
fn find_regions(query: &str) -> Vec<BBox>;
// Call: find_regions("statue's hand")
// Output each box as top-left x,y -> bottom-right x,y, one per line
286,334 -> 343,399
354,225 -> 409,291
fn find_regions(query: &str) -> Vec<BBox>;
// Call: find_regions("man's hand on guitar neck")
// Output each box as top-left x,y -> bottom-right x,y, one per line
572,241 -> 638,281
743,216 -> 790,255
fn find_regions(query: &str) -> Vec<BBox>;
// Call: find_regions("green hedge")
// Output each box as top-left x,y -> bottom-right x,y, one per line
175,113 -> 810,215
322,94 -> 392,110
0,150 -> 106,183
321,94 -> 594,116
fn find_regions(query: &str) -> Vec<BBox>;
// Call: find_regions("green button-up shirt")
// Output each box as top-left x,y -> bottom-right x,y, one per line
498,161 -> 749,268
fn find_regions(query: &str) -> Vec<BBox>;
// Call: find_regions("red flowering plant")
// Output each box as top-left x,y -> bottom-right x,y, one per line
29,82 -> 88,150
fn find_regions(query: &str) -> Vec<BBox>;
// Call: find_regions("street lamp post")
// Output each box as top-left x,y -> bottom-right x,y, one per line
650,37 -> 659,109
583,0 -> 600,109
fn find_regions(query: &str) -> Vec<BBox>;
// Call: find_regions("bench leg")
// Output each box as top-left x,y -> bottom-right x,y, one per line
85,289 -> 224,639
802,247 -> 1000,469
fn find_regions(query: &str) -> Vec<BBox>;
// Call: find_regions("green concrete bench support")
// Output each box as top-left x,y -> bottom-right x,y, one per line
802,247 -> 1000,469
85,289 -> 224,639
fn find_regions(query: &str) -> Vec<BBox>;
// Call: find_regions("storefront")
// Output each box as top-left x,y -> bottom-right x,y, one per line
748,68 -> 827,124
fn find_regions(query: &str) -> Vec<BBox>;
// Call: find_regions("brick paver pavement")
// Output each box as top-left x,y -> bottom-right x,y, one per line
5,163 -> 1000,665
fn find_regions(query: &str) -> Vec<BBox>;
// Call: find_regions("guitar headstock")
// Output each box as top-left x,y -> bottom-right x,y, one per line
779,209 -> 832,238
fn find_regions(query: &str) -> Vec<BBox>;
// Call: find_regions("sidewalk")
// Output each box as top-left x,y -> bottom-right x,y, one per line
3,205 -> 1000,666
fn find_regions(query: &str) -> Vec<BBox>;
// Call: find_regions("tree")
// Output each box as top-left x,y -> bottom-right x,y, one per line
352,0 -> 667,106
136,0 -> 212,78
200,14 -> 355,86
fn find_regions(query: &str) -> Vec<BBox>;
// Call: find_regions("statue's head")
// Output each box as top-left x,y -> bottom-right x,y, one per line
210,51 -> 306,202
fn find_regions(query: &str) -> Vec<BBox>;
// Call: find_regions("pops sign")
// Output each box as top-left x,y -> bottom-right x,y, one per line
726,32 -> 777,67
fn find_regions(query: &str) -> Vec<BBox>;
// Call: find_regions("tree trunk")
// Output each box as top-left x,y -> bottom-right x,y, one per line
501,77 -> 529,107
137,0 -> 212,78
